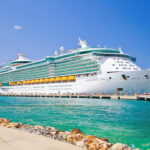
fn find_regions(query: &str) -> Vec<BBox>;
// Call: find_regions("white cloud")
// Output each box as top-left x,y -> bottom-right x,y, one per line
14,25 -> 22,30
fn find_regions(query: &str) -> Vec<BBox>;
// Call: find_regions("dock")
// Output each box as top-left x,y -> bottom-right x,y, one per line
0,93 -> 150,101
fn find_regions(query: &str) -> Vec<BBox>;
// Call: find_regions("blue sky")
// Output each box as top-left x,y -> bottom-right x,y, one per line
0,0 -> 149,69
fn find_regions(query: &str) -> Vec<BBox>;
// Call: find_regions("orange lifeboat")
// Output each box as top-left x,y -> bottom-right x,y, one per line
44,78 -> 50,83
9,82 -> 12,86
69,75 -> 76,81
62,76 -> 68,81
40,79 -> 44,83
50,78 -> 56,82
12,82 -> 16,86
27,80 -> 31,84
0,83 -> 2,86
35,79 -> 40,84
31,80 -> 35,84
23,80 -> 27,84
17,81 -> 22,85
56,77 -> 62,82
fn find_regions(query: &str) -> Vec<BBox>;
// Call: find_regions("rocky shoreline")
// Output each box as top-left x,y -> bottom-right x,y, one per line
0,118 -> 139,150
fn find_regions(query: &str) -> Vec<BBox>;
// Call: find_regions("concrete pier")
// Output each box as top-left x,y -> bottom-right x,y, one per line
0,92 -> 150,101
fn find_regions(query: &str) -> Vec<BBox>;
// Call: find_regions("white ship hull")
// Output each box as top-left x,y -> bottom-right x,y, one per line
0,70 -> 150,95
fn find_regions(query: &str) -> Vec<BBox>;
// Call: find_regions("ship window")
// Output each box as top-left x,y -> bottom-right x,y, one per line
121,74 -> 127,80
145,75 -> 149,79
117,88 -> 123,92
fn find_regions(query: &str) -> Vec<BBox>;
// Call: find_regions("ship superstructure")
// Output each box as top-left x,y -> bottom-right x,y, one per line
0,39 -> 150,94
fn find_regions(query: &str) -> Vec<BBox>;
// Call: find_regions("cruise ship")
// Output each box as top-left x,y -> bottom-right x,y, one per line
0,39 -> 150,95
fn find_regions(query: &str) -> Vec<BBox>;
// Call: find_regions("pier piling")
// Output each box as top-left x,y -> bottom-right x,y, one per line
0,93 -> 150,101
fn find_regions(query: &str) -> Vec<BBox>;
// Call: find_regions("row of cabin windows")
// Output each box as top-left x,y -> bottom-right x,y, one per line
77,73 -> 97,78
115,61 -> 135,66
53,69 -> 99,76
54,68 -> 99,75
115,67 -> 138,70
112,61 -> 138,70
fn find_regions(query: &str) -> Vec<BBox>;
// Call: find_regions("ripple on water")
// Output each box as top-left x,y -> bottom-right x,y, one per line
0,96 -> 150,150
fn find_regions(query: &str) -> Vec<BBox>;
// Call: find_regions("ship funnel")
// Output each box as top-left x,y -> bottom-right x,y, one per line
16,53 -> 29,61
78,37 -> 88,48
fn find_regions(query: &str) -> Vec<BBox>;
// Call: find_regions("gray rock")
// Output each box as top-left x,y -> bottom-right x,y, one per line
75,140 -> 85,148
57,131 -> 69,141
110,143 -> 132,150
34,125 -> 44,130
15,122 -> 23,128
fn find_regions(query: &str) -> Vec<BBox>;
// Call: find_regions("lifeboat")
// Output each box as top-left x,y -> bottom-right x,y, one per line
50,78 -> 56,82
35,79 -> 40,84
27,80 -> 31,84
0,83 -> 2,86
56,77 -> 62,82
12,82 -> 16,86
17,81 -> 22,85
40,79 -> 44,83
62,76 -> 68,81
31,80 -> 35,84
9,82 -> 12,86
69,75 -> 76,81
23,80 -> 27,84
44,78 -> 50,83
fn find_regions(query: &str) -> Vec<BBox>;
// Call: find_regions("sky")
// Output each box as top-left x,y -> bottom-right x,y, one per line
0,0 -> 150,69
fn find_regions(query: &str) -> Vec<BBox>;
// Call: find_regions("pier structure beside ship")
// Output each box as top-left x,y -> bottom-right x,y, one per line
0,39 -> 150,95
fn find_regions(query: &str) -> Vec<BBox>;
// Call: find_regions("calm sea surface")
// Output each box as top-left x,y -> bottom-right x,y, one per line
0,96 -> 150,149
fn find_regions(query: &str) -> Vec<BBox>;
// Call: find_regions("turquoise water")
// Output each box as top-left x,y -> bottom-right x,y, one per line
0,96 -> 150,149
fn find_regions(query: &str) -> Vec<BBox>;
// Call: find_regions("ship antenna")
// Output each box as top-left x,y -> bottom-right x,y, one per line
118,47 -> 124,54
78,37 -> 88,48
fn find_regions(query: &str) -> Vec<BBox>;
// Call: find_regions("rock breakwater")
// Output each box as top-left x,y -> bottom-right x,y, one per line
0,118 -> 139,150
